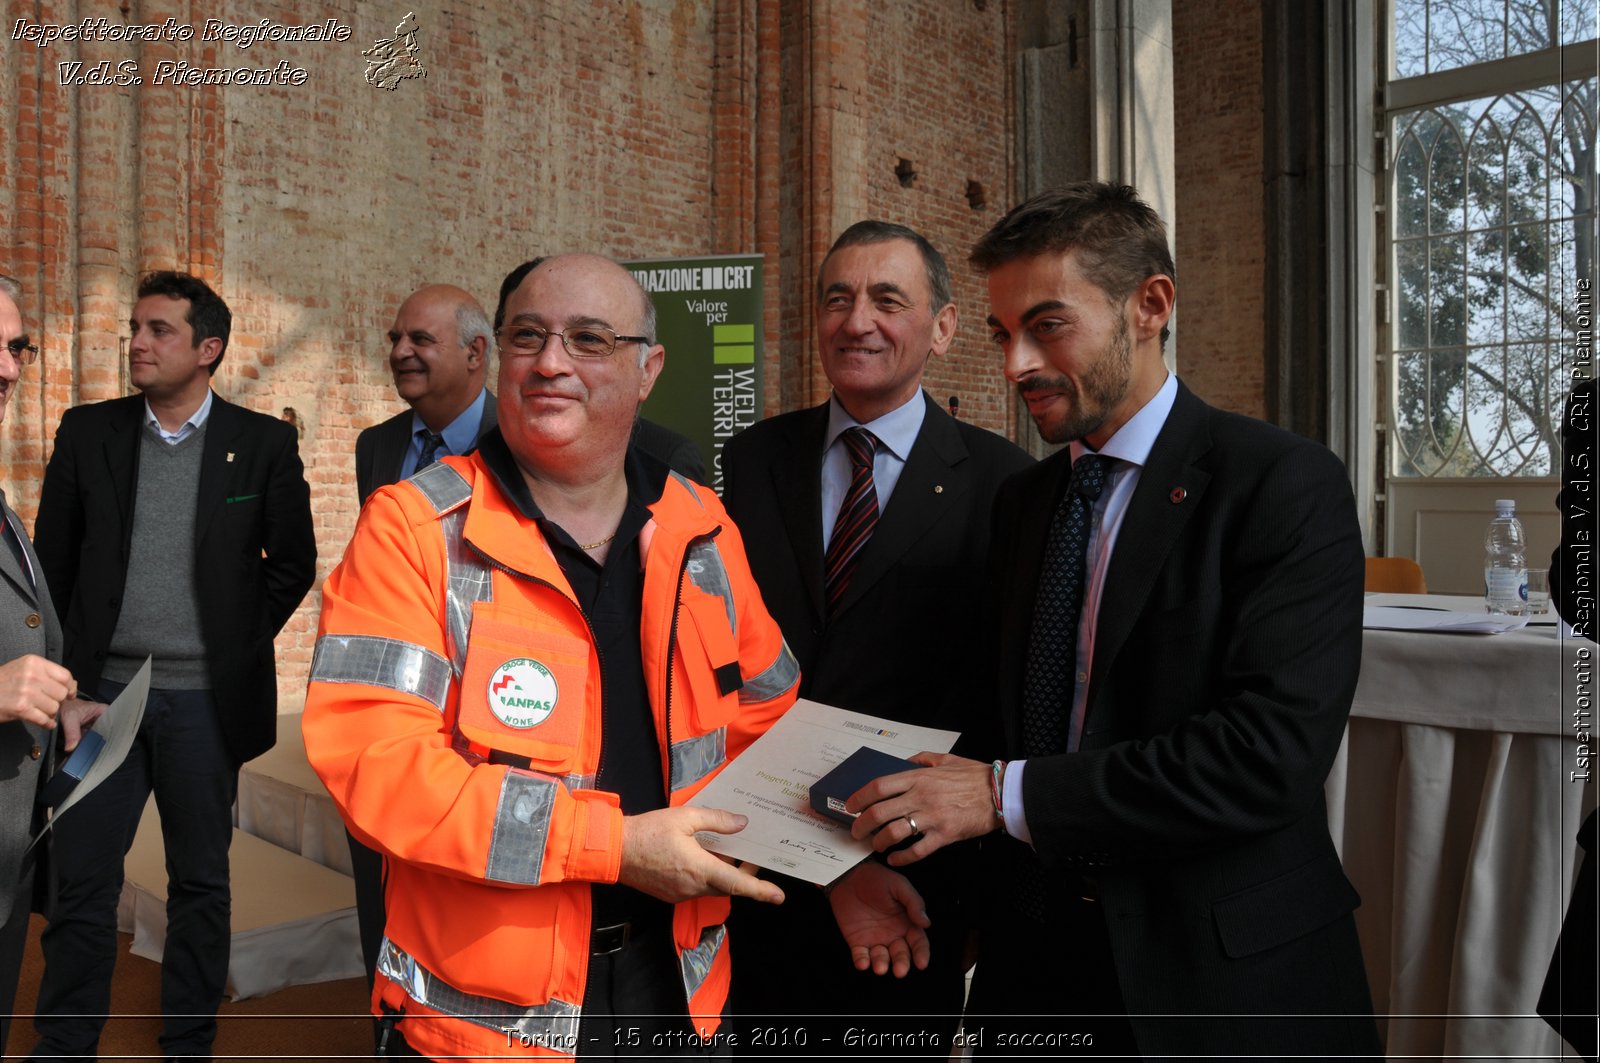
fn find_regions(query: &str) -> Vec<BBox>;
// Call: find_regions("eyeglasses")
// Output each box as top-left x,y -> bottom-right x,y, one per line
497,324 -> 649,360
3,339 -> 38,366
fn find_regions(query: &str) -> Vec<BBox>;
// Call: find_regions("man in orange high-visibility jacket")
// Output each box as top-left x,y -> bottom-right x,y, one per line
304,254 -> 931,1060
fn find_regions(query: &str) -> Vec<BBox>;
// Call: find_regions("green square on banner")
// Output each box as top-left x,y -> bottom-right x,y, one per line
713,345 -> 755,365
713,324 -> 755,344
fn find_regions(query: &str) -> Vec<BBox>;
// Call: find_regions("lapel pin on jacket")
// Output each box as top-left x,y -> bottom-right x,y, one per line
227,452 -> 235,462
934,485 -> 944,494
1170,487 -> 1187,504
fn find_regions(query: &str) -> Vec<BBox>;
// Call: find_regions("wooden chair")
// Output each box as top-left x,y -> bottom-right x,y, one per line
1365,556 -> 1427,594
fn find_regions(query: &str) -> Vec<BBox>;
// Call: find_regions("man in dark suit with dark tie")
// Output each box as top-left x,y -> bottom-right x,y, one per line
29,270 -> 317,1061
721,221 -> 1032,1054
0,273 -> 102,1056
849,185 -> 1380,1057
356,284 -> 498,507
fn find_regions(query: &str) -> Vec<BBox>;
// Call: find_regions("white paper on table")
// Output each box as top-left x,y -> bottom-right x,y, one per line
1362,606 -> 1529,634
685,698 -> 959,886
29,655 -> 151,848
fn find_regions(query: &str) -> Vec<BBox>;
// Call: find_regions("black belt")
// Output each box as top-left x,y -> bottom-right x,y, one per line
590,921 -> 638,955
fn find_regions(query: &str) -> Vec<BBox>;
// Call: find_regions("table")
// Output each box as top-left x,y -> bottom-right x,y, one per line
237,712 -> 352,875
120,799 -> 361,999
1326,593 -> 1596,1060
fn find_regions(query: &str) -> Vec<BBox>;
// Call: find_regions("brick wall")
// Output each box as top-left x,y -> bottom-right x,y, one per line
1172,0 -> 1267,419
769,1 -> 1015,430
2,0 -> 1271,709
857,1 -> 1015,433
1,0 -> 755,707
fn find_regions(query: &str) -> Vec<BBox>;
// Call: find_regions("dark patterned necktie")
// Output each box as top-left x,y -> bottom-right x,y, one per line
1021,453 -> 1109,757
416,430 -> 446,470
823,427 -> 879,615
1012,453 -> 1109,923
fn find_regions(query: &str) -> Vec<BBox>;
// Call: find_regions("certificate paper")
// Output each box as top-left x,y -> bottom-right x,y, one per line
30,656 -> 151,848
686,699 -> 958,885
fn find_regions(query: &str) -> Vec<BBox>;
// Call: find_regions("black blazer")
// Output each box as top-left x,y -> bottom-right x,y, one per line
721,390 -> 1032,1023
354,389 -> 498,506
979,382 -> 1378,1054
34,394 -> 317,764
722,391 -> 1033,731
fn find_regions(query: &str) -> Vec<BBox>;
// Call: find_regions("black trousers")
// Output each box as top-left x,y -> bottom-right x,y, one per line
347,829 -> 387,1051
727,880 -> 966,1061
1540,809 -> 1598,1062
965,895 -> 1139,1058
30,683 -> 238,1062
0,863 -> 33,1054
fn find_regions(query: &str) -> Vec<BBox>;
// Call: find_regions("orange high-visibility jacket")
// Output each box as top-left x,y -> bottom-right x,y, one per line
302,455 -> 799,1060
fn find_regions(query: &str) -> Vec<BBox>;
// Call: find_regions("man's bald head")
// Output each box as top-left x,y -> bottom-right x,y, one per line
495,253 -> 666,483
386,283 -> 492,431
500,255 -> 656,367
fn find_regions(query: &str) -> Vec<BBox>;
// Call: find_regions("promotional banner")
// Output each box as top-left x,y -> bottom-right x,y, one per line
627,255 -> 763,492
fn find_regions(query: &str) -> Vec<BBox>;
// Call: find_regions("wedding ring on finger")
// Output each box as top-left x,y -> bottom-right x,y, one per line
905,814 -> 920,834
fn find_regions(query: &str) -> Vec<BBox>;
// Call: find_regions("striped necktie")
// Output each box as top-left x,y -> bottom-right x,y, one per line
823,427 -> 879,615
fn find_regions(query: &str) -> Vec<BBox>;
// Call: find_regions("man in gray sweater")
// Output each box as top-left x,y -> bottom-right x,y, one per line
30,271 -> 317,1061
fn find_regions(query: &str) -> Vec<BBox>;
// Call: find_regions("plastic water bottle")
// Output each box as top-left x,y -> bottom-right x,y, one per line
1483,499 -> 1528,615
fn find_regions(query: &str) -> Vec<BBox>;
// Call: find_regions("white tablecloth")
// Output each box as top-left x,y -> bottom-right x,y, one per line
1327,594 -> 1596,1060
237,712 -> 352,875
119,799 -> 362,999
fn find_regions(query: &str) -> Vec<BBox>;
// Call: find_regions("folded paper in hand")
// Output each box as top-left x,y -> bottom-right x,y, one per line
685,698 -> 958,885
29,656 -> 151,849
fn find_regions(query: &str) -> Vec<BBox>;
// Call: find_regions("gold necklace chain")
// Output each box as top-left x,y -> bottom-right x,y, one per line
578,531 -> 617,551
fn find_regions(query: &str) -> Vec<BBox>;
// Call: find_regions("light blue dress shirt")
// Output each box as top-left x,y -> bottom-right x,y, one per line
399,387 -> 488,481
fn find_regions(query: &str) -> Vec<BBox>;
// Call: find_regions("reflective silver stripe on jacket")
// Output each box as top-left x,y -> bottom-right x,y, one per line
679,923 -> 726,1004
486,770 -> 557,885
669,471 -> 703,507
740,640 -> 799,703
563,772 -> 596,792
669,727 -> 726,791
439,509 -> 493,678
409,461 -> 472,514
683,539 -> 735,630
309,635 -> 452,713
376,936 -> 580,1049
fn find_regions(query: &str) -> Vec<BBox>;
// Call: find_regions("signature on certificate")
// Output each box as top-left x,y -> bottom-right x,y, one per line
777,838 -> 843,862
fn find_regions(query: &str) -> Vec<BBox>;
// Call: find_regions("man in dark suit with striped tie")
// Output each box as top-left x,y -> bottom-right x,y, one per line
722,222 -> 1032,1055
